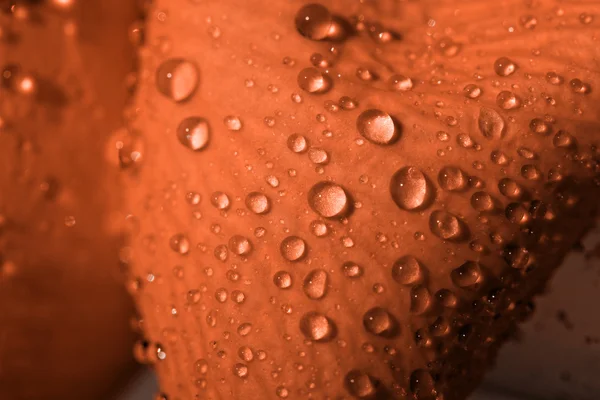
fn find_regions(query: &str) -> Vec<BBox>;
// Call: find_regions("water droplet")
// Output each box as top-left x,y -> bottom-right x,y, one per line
170,233 -> 190,255
553,130 -> 575,148
356,109 -> 398,145
287,133 -> 308,153
210,191 -> 230,210
520,15 -> 538,29
463,84 -> 482,98
546,71 -> 564,85
177,117 -> 210,151
273,271 -> 293,289
503,245 -> 531,269
390,167 -> 432,211
410,370 -> 436,398
478,107 -> 505,139
496,91 -> 521,110
308,181 -> 350,218
451,261 -> 482,288
436,289 -> 458,308
303,269 -> 328,299
297,67 -> 331,93
224,115 -> 242,131
156,58 -> 199,102
529,118 -> 552,134
229,235 -> 252,256
308,147 -> 329,164
392,256 -> 423,286
363,307 -> 399,337
570,78 -> 591,94
470,191 -> 495,212
389,74 -> 413,91
345,370 -> 377,398
491,150 -> 510,165
437,37 -> 461,57
280,236 -> 307,261
438,166 -> 467,192
309,220 -> 329,237
342,261 -> 363,278
295,3 -> 333,41
245,192 -> 271,214
498,178 -> 522,199
429,210 -> 466,241
233,363 -> 249,378
339,96 -> 357,110
505,203 -> 529,224
493,57 -> 517,77
410,285 -> 431,314
521,164 -> 541,180
299,312 -> 336,341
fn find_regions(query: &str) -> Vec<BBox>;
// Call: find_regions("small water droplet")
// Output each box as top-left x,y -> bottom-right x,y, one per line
245,192 -> 271,214
389,74 -> 413,91
451,261 -> 482,288
287,133 -> 308,153
464,84 -> 482,98
498,178 -> 522,199
345,370 -> 377,398
228,235 -> 252,256
273,271 -> 293,289
342,261 -> 363,278
224,115 -> 242,131
298,67 -> 331,93
470,191 -> 495,212
496,91 -> 521,110
170,233 -> 190,255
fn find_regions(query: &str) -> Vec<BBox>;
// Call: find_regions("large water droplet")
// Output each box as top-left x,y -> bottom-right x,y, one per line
478,107 -> 505,139
280,236 -> 307,261
410,285 -> 431,314
356,109 -> 398,145
273,271 -> 293,289
303,269 -> 328,299
245,192 -> 271,214
287,133 -> 308,153
438,166 -> 467,192
429,210 -> 466,241
156,59 -> 199,102
299,312 -> 336,341
493,57 -> 517,77
363,307 -> 399,338
390,167 -> 432,211
176,117 -> 210,151
297,68 -> 331,93
451,261 -> 482,288
295,3 -> 333,41
308,181 -> 350,218
496,91 -> 522,110
229,235 -> 252,256
345,370 -> 377,399
470,191 -> 495,212
498,178 -> 522,199
392,256 -> 423,286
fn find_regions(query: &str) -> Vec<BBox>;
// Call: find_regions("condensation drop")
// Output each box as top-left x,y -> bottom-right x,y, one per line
438,166 -> 467,192
308,181 -> 350,218
451,261 -> 482,288
356,109 -> 398,145
429,210 -> 465,241
177,117 -> 210,151
390,167 -> 431,211
298,68 -> 331,93
156,58 -> 199,102
493,57 -> 517,77
478,107 -> 505,139
392,256 -> 423,286
280,236 -> 307,261
303,269 -> 328,299
299,312 -> 336,342
363,307 -> 399,338
245,192 -> 271,214
295,3 -> 333,41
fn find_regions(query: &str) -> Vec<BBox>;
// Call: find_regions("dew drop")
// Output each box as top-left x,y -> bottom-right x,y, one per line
392,256 -> 423,286
363,307 -> 399,337
356,109 -> 398,145
410,285 -> 431,314
389,74 -> 413,91
295,3 -> 333,41
177,117 -> 210,151
496,91 -> 521,110
438,166 -> 467,192
280,236 -> 307,261
463,84 -> 482,98
546,72 -> 564,85
345,370 -> 377,398
224,115 -> 242,131
273,271 -> 293,289
342,261 -> 363,278
245,192 -> 271,214
553,130 -> 575,148
287,133 -> 308,153
498,178 -> 522,199
470,191 -> 495,212
429,210 -> 465,241
570,78 -> 591,94
478,107 -> 505,139
303,269 -> 328,299
493,57 -> 517,77
299,312 -> 336,342
170,233 -> 190,255
156,58 -> 199,102
451,261 -> 482,288
309,220 -> 329,237
210,191 -> 230,210
228,235 -> 252,256
390,167 -> 432,211
308,181 -> 350,218
298,67 -> 331,93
